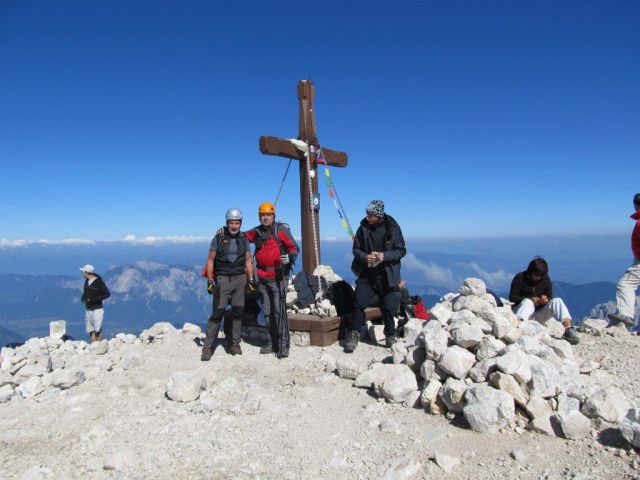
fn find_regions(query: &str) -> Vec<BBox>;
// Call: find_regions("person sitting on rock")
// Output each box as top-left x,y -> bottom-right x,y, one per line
509,256 -> 579,345
344,200 -> 406,353
201,208 -> 256,360
607,192 -> 640,329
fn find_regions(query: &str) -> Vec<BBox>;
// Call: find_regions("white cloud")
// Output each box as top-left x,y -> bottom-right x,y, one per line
34,238 -> 96,246
0,238 -> 27,248
467,262 -> 513,289
402,253 -> 455,286
123,235 -> 208,245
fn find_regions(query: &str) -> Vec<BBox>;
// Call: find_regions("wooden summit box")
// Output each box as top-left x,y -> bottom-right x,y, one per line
288,313 -> 345,347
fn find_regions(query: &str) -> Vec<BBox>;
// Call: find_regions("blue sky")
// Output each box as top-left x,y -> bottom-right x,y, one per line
1,0 -> 638,243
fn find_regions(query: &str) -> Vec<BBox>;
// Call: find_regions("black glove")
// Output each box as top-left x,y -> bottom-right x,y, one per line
207,279 -> 215,294
245,279 -> 259,299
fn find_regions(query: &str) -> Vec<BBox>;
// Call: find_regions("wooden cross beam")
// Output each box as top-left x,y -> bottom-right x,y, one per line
259,80 -> 348,274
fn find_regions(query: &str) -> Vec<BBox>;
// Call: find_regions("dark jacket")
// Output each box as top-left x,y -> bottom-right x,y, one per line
81,275 -> 111,311
509,271 -> 552,307
214,229 -> 249,276
351,214 -> 406,288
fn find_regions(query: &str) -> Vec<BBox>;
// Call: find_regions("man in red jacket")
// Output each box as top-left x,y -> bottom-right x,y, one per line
245,202 -> 299,358
608,193 -> 640,329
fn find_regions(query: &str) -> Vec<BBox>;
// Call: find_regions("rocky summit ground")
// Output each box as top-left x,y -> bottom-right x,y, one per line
1,325 -> 640,480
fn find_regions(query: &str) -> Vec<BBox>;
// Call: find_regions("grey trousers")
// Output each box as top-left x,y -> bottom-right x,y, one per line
258,278 -> 290,350
203,274 -> 247,348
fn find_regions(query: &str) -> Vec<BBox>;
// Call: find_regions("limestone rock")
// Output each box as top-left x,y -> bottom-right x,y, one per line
438,346 -> 476,379
496,350 -> 531,384
468,358 -> 498,383
0,384 -> 14,403
450,310 -> 476,324
420,379 -> 442,412
451,324 -> 484,349
557,410 -> 591,439
381,455 -> 422,480
492,317 -> 513,340
463,384 -> 515,433
181,322 -> 202,335
320,354 -> 336,373
429,303 -> 452,325
405,346 -> 426,372
544,319 -> 566,338
120,351 -> 143,370
581,387 -> 631,425
88,340 -> 109,355
166,371 -> 205,402
475,337 -> 506,360
52,368 -> 86,389
403,319 -> 425,347
489,372 -> 529,407
434,452 -> 460,473
525,395 -> 553,420
422,325 -> 449,362
453,295 -> 488,314
391,342 -> 409,365
17,376 -> 44,399
520,320 -> 547,338
503,327 -> 522,344
459,277 -> 487,296
528,362 -> 562,398
378,364 -> 418,403
336,358 -> 362,380
439,377 -> 468,413
582,318 -> 609,332
620,408 -> 640,449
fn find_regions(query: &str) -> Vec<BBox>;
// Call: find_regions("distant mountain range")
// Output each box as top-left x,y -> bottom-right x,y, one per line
0,261 -> 625,346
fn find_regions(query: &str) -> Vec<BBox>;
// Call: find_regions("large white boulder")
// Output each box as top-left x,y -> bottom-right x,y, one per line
438,346 -> 476,380
51,368 -> 86,389
581,387 -> 631,425
496,350 -> 532,384
451,325 -> 484,349
422,325 -> 450,362
378,364 -> 418,404
463,384 -> 515,433
439,377 -> 468,413
166,371 -> 206,402
459,278 -> 487,296
475,337 -> 506,360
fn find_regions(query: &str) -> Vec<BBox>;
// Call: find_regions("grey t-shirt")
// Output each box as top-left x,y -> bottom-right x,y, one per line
210,235 -> 239,263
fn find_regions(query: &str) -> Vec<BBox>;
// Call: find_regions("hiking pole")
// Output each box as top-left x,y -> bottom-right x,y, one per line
275,263 -> 289,358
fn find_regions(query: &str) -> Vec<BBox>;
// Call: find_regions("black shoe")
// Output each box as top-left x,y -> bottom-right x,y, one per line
277,347 -> 289,359
344,330 -> 359,353
260,343 -> 273,354
229,344 -> 242,356
200,347 -> 213,361
608,312 -> 635,327
563,327 -> 580,345
385,335 -> 398,348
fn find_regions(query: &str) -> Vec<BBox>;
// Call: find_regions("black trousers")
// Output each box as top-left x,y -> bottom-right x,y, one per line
350,276 -> 402,338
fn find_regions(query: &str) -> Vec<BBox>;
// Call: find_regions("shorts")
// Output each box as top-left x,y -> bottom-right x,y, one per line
85,308 -> 104,333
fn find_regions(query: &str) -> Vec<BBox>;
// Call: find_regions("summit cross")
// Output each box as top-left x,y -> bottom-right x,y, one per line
259,80 -> 349,274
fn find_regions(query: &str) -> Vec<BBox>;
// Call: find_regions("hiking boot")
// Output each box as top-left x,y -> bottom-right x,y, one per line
229,343 -> 242,356
277,347 -> 289,359
344,330 -> 359,353
608,312 -> 635,327
200,347 -> 213,361
260,343 -> 273,354
563,327 -> 580,345
385,335 -> 398,348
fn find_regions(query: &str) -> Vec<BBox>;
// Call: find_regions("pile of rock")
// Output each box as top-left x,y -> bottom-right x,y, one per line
0,322 -> 201,404
286,265 -> 343,318
350,277 -> 634,439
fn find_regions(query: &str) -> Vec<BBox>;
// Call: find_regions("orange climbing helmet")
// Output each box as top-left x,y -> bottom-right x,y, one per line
258,202 -> 275,215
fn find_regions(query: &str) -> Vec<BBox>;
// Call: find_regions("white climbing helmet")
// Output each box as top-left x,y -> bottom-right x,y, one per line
225,208 -> 243,222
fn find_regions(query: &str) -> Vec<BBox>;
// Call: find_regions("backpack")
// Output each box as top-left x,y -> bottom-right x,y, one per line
201,231 -> 247,279
253,222 -> 289,254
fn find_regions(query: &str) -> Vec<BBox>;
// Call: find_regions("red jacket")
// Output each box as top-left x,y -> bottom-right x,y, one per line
632,212 -> 640,260
245,224 -> 299,280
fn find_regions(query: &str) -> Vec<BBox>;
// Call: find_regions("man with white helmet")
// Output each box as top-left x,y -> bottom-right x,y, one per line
201,208 -> 256,360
